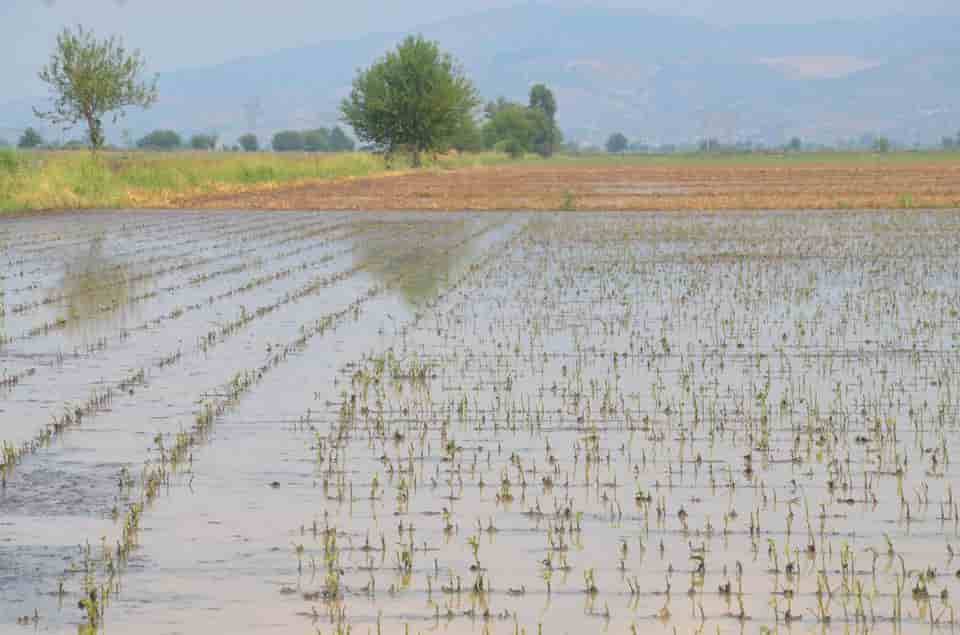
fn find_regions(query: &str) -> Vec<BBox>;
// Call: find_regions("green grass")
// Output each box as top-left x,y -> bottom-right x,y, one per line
0,149 -> 517,213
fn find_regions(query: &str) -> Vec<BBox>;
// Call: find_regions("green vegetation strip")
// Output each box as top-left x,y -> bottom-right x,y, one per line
0,149 -> 515,213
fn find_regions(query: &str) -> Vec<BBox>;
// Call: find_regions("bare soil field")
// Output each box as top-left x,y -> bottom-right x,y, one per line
180,161 -> 960,211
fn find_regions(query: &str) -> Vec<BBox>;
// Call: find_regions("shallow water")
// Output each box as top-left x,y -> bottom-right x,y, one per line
1,209 -> 959,634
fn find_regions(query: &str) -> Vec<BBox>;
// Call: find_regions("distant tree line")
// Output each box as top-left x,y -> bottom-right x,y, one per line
697,138 -> 763,153
136,130 -> 182,150
132,130 -> 221,151
943,131 -> 960,150
270,126 -> 355,152
126,128 -> 359,153
6,126 -> 356,153
584,132 -> 911,155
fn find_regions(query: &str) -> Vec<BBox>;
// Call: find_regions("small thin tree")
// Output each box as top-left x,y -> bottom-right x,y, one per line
34,26 -> 158,151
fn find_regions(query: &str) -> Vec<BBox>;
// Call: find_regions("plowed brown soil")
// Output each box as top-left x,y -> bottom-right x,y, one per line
178,161 -> 960,211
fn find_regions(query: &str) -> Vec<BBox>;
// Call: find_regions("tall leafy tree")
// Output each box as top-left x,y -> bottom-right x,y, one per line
34,26 -> 158,151
528,84 -> 557,157
341,35 -> 478,166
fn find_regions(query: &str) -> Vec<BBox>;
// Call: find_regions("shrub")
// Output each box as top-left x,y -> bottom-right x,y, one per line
494,138 -> 524,159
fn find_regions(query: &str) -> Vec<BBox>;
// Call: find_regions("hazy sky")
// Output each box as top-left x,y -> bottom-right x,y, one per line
3,0 -> 958,99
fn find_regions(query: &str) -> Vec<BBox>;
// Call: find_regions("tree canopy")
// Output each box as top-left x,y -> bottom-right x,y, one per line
340,35 -> 478,166
190,133 -> 218,150
481,87 -> 560,158
18,128 -> 45,149
137,130 -> 181,150
606,132 -> 628,154
528,84 -> 557,157
272,130 -> 305,152
303,129 -> 330,153
872,137 -> 891,153
444,114 -> 483,153
273,127 -> 354,152
328,126 -> 355,152
481,96 -> 561,158
238,133 -> 259,152
34,26 -> 157,151
482,102 -> 543,156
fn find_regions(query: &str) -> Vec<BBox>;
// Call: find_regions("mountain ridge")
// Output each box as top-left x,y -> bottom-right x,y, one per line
2,6 -> 958,147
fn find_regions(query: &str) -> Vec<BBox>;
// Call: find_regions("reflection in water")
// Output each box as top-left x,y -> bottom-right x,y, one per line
356,217 -> 480,307
58,234 -> 147,342
0,280 -> 5,347
0,233 -> 6,347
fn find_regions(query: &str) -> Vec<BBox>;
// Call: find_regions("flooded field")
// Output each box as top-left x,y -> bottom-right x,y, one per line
2,209 -> 959,635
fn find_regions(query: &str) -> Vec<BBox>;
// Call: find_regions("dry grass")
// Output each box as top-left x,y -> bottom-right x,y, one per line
0,149 -> 514,213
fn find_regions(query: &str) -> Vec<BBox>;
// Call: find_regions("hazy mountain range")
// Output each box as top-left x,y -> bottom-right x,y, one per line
2,5 -> 959,147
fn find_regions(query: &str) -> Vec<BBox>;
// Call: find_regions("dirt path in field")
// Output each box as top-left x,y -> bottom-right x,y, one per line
178,161 -> 960,211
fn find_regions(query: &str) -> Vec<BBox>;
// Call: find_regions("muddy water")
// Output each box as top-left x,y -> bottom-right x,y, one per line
2,210 -> 960,634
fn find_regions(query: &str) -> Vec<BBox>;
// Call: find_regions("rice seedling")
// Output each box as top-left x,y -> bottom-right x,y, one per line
2,209 -> 960,634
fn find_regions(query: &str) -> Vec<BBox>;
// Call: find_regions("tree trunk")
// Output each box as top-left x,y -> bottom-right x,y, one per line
86,116 -> 104,152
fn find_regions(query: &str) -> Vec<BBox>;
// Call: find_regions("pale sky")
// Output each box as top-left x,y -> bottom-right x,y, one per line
3,0 -> 958,100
